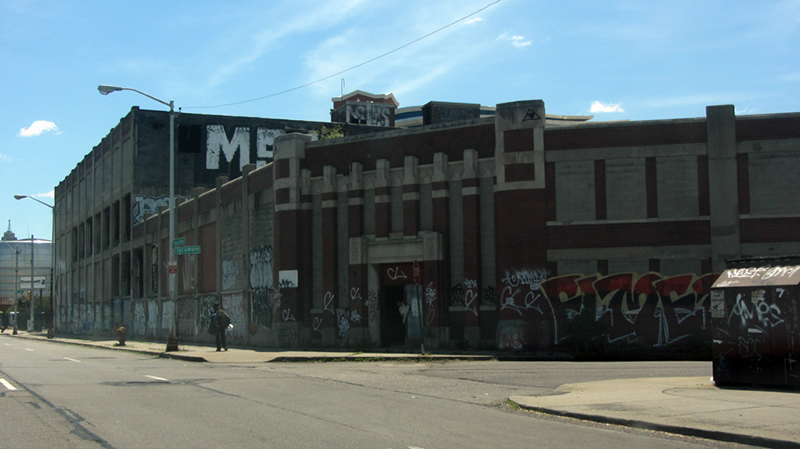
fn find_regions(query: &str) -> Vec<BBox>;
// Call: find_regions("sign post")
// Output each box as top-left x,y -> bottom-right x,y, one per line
413,260 -> 424,354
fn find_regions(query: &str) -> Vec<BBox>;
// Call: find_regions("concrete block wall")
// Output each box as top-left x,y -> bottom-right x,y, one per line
606,158 -> 646,220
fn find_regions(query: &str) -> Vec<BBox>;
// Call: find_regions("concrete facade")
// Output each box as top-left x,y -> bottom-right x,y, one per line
54,99 -> 800,352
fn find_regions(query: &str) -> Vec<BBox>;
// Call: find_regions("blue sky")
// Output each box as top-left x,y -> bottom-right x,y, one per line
1,0 -> 798,241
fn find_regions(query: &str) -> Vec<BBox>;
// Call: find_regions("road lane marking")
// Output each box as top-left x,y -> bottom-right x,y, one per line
64,357 -> 81,363
0,379 -> 17,390
25,348 -> 34,351
145,375 -> 170,382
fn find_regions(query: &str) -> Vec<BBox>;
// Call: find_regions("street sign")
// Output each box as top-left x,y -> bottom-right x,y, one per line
20,276 -> 46,290
174,245 -> 201,255
173,237 -> 186,247
168,260 -> 178,274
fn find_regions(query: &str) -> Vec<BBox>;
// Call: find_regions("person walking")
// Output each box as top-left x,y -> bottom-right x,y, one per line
210,305 -> 231,351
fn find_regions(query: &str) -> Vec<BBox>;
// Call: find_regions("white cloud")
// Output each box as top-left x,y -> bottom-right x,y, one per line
498,32 -> 531,47
205,0 -> 371,88
37,190 -> 55,199
0,153 -> 10,161
19,120 -> 59,137
735,107 -> 759,115
465,17 -> 484,25
300,2 -> 490,100
590,101 -> 625,113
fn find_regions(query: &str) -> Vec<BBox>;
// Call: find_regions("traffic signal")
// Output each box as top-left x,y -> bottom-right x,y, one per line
27,291 -> 31,301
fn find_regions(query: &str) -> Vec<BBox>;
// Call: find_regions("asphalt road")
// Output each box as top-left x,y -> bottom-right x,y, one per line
1,338 -> 751,448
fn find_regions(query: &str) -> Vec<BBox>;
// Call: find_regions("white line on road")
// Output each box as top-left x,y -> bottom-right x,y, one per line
25,348 -> 34,352
64,357 -> 81,363
145,375 -> 170,382
0,379 -> 17,390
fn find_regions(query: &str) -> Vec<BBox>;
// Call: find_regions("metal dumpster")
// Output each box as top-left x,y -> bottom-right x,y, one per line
710,256 -> 800,389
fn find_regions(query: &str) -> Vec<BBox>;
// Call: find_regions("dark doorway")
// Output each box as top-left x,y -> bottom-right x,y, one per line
381,286 -> 406,347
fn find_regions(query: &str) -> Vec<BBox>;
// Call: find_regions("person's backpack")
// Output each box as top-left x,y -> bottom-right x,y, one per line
218,309 -> 231,329
207,312 -> 219,335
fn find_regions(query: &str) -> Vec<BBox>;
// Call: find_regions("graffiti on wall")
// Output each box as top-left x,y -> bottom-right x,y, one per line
248,245 -> 274,334
133,301 -> 146,338
222,258 -> 240,291
425,282 -> 437,325
104,304 -> 111,331
338,310 -> 350,345
147,300 -> 158,337
534,271 -> 719,350
131,195 -> 191,225
250,245 -> 273,289
346,103 -> 393,127
222,293 -> 246,340
368,290 -> 379,322
714,286 -> 793,381
206,126 -> 315,172
482,285 -> 496,304
178,298 -> 198,338
276,327 -> 298,347
386,266 -> 407,281
249,289 -> 274,333
500,269 -> 549,316
492,270 -> 718,351
498,320 -> 525,351
463,279 -> 479,316
181,255 -> 196,293
94,303 -> 102,332
199,296 -> 217,332
132,195 -> 168,225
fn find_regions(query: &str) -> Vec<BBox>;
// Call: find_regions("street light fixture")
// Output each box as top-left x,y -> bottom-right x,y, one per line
98,85 -> 178,351
15,195 -> 54,333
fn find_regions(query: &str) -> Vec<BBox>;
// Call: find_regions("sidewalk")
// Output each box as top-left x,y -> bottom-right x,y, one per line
5,331 -> 800,447
511,377 -> 800,448
4,330 -> 494,363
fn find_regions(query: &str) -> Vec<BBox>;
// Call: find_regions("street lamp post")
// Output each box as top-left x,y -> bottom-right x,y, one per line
98,85 -> 178,351
15,195 -> 54,333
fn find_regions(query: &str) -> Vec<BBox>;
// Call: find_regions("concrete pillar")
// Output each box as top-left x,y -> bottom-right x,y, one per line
348,162 -> 369,346
461,149 -> 481,343
706,105 -> 741,272
493,100 -> 548,350
431,153 -> 450,341
403,156 -> 420,237
375,159 -> 391,239
321,165 -> 339,345
273,133 -> 312,347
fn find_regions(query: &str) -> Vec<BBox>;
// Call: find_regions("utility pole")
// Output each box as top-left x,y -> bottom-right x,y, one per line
29,235 -> 34,332
12,243 -> 19,334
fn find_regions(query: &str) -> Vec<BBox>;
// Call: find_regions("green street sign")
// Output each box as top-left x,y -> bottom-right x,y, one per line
174,245 -> 201,255
174,237 -> 186,247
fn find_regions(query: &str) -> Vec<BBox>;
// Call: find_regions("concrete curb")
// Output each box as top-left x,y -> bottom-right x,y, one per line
4,332 -> 500,364
508,399 -> 800,449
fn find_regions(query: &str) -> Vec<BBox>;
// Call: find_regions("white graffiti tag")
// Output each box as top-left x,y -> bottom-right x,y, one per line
425,282 -> 437,325
386,266 -> 407,280
462,278 -> 479,316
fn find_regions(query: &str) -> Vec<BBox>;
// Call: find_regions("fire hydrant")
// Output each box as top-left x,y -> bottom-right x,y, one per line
115,327 -> 126,346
